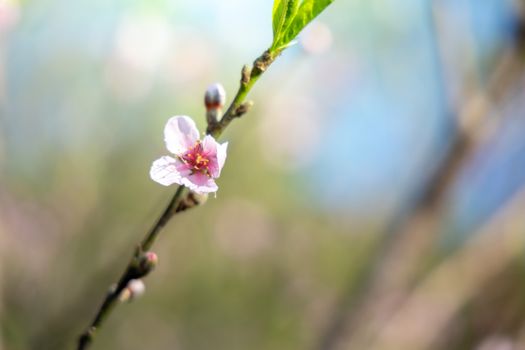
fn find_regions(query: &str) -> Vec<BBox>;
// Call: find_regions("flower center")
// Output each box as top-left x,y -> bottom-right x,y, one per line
181,141 -> 210,174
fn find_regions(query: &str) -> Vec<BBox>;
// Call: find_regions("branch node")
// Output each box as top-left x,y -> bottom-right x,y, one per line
129,251 -> 158,279
252,50 -> 274,76
241,65 -> 251,85
232,101 -> 253,118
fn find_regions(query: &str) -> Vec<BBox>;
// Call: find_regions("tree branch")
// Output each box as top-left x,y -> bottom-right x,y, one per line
77,48 -> 277,350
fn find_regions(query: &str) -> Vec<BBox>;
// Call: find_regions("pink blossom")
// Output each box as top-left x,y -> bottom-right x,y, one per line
150,116 -> 228,194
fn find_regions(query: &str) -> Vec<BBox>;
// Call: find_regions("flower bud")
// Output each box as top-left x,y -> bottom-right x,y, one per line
241,65 -> 251,85
119,279 -> 146,302
138,251 -> 158,275
204,83 -> 226,110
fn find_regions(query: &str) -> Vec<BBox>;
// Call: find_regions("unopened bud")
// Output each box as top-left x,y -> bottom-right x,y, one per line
204,83 -> 226,110
119,279 -> 145,302
138,251 -> 158,274
241,65 -> 251,85
232,101 -> 253,118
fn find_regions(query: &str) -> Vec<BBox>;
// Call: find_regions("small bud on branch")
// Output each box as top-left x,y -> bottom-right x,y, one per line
138,251 -> 158,273
127,250 -> 158,279
232,101 -> 253,118
241,65 -> 251,85
205,83 -> 226,110
119,279 -> 146,303
205,83 -> 226,129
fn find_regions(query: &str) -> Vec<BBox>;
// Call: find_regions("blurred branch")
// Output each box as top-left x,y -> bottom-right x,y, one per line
317,3 -> 525,350
369,186 -> 525,350
77,49 -> 278,350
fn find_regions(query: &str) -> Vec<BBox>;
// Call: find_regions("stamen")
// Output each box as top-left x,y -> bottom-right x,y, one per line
180,141 -> 211,175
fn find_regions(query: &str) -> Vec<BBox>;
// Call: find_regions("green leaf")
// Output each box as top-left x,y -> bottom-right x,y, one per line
273,0 -> 335,51
272,0 -> 301,50
281,0 -> 300,35
272,0 -> 289,39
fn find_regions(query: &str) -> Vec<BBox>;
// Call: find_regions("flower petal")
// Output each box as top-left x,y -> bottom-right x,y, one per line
181,172 -> 218,194
202,135 -> 218,177
216,141 -> 228,177
150,156 -> 185,186
202,134 -> 218,156
164,116 -> 200,155
202,135 -> 227,178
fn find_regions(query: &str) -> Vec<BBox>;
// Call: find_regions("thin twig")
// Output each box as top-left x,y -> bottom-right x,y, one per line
76,49 -> 277,350
207,50 -> 276,137
77,186 -> 187,350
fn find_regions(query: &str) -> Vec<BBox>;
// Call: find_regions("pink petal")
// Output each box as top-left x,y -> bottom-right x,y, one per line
150,156 -> 186,186
202,135 -> 218,177
180,172 -> 218,194
216,142 -> 228,176
202,135 -> 218,156
164,116 -> 200,155
202,135 -> 228,178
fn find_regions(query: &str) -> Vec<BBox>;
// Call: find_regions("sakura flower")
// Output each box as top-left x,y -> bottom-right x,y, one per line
150,116 -> 228,194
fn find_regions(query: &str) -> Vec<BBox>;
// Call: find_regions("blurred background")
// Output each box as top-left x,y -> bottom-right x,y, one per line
2,0 -> 525,349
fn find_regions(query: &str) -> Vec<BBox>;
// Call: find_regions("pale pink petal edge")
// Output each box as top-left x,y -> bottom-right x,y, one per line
150,156 -> 183,186
181,173 -> 218,194
216,142 -> 228,177
164,115 -> 200,155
